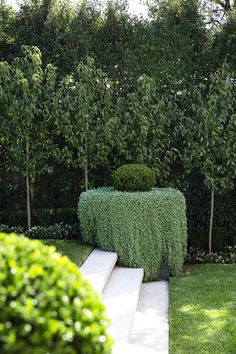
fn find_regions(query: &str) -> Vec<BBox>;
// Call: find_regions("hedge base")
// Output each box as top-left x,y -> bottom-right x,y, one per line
78,187 -> 187,281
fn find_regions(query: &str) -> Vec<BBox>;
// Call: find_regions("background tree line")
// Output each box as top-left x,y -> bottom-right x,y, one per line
0,0 -> 236,252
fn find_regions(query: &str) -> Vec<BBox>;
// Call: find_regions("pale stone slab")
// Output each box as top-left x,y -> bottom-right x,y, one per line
102,267 -> 144,343
80,248 -> 117,294
112,342 -> 159,354
130,281 -> 169,354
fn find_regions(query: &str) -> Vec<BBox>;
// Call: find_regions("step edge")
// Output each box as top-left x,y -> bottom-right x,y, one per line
80,248 -> 118,294
102,266 -> 144,343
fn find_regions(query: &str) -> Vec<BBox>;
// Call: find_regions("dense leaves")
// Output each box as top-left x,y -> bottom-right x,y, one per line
78,187 -> 187,280
113,164 -> 156,192
0,232 -> 113,354
0,0 -> 236,249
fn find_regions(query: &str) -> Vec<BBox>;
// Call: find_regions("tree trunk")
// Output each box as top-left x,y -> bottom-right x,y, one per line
208,189 -> 214,254
26,140 -> 31,229
84,157 -> 88,191
84,135 -> 89,191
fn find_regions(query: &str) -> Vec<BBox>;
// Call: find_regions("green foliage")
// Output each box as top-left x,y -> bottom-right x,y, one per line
113,164 -> 155,192
78,187 -> 187,281
54,57 -> 114,190
186,245 -> 236,264
114,75 -> 177,183
26,222 -> 79,240
183,64 -> 236,192
0,224 -> 24,234
0,208 -> 77,228
0,222 -> 79,240
0,45 -> 57,227
0,232 -> 113,354
0,1 -> 16,59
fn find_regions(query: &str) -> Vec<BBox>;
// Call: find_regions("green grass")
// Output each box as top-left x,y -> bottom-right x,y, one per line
170,264 -> 236,354
42,239 -> 93,267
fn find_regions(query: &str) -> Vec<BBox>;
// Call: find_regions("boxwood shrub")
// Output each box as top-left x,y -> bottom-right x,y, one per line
78,187 -> 187,281
0,233 -> 113,354
113,164 -> 155,192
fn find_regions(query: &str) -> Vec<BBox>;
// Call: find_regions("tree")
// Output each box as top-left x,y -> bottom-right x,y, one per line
182,64 -> 236,252
0,0 -> 16,60
114,75 -> 177,184
54,57 -> 114,191
0,46 -> 57,228
146,0 -> 208,93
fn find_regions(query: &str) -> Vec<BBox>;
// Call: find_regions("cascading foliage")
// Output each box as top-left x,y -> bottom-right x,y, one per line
78,187 -> 187,281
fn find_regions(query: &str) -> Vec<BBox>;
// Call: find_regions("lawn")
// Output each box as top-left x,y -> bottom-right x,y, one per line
42,239 -> 93,267
170,264 -> 236,354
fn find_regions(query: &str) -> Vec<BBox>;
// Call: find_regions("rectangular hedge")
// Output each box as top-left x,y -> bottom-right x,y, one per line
78,187 -> 187,281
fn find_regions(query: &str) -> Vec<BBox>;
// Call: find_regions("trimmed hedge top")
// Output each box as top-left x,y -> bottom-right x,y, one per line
113,164 -> 156,192
78,187 -> 187,281
0,233 -> 112,354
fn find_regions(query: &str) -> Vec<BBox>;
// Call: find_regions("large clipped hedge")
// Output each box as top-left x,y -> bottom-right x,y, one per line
78,187 -> 187,281
0,233 -> 112,354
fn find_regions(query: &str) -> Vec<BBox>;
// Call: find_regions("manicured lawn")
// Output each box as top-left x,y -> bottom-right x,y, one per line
170,264 -> 236,354
42,239 -> 93,267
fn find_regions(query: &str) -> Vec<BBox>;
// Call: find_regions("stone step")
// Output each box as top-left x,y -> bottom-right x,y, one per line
130,281 -> 169,354
112,342 -> 159,354
102,267 -> 144,343
80,248 -> 117,294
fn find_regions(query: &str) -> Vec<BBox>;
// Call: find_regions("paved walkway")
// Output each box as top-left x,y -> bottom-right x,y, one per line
130,281 -> 169,353
80,249 -> 169,353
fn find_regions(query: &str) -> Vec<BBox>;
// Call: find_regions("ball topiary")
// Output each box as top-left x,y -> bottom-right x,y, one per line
113,164 -> 156,192
0,233 -> 113,354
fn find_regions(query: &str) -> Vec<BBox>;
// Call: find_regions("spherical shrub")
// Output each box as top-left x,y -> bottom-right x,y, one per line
113,164 -> 156,192
0,233 -> 113,354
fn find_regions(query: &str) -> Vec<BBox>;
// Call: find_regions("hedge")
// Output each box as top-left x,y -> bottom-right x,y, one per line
78,187 -> 187,281
186,246 -> 236,264
0,208 -> 77,228
0,233 -> 113,354
0,222 -> 80,240
113,164 -> 155,192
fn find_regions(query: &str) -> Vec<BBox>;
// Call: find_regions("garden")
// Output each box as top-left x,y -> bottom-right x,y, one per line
0,0 -> 236,353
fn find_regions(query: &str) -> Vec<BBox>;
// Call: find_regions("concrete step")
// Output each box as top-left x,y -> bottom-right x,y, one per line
80,248 -> 117,294
102,267 -> 144,343
130,281 -> 169,354
112,342 -> 159,354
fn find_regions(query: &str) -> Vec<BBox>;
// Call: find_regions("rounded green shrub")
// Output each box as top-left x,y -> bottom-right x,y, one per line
78,188 -> 187,281
113,164 -> 156,192
0,233 -> 113,354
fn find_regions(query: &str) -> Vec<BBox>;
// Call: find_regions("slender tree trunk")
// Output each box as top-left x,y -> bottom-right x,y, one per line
26,140 -> 31,229
208,189 -> 214,254
84,137 -> 88,191
84,157 -> 88,191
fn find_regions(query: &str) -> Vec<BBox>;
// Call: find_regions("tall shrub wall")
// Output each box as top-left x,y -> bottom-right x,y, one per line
78,187 -> 187,281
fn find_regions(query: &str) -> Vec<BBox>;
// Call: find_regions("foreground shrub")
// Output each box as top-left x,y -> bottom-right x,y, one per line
186,246 -> 236,264
78,187 -> 187,281
0,233 -> 112,354
113,164 -> 156,192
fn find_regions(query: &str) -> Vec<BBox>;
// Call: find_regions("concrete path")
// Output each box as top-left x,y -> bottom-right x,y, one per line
80,248 -> 169,353
130,281 -> 169,353
102,267 -> 144,342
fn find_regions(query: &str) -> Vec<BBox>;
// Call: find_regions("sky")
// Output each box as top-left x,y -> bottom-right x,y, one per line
5,0 -> 149,17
